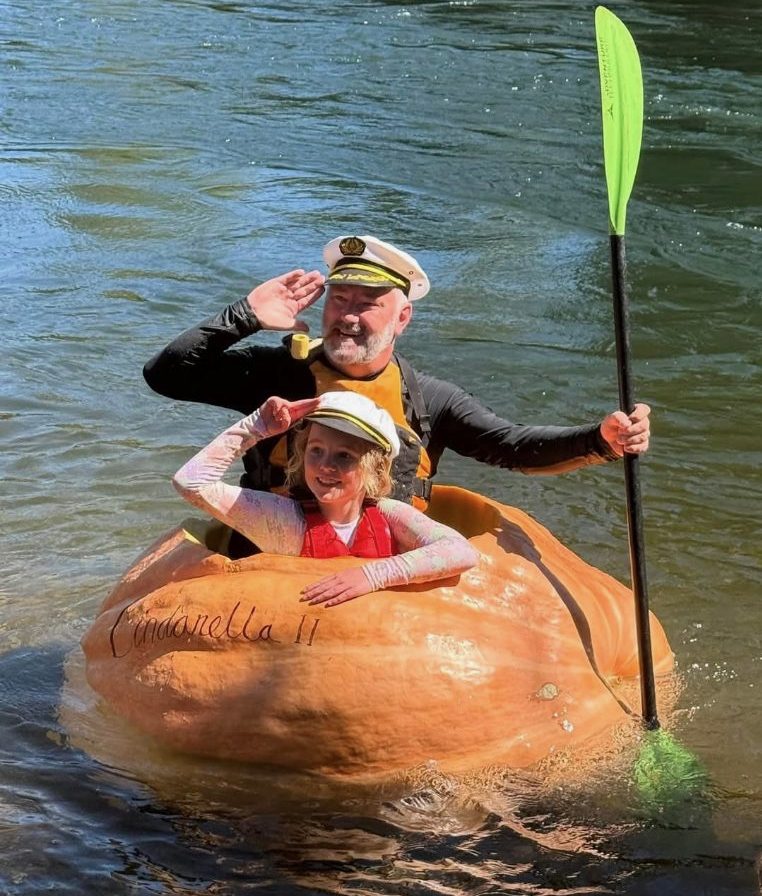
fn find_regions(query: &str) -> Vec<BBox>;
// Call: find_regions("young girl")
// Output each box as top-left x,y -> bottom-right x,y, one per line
172,391 -> 479,607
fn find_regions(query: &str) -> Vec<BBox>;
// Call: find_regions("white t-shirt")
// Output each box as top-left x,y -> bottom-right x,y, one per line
330,517 -> 360,545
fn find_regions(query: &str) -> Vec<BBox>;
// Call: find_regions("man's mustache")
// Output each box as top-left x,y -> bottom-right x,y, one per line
332,324 -> 364,337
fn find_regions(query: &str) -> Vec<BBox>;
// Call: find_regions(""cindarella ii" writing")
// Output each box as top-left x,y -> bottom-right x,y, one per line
108,600 -> 320,658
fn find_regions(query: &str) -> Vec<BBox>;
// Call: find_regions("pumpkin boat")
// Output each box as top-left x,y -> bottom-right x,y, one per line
81,485 -> 674,779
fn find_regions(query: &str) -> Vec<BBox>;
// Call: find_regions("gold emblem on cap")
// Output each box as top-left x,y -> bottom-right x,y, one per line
339,236 -> 366,257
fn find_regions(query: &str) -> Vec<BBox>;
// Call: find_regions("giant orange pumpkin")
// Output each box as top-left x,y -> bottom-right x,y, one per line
81,485 -> 674,778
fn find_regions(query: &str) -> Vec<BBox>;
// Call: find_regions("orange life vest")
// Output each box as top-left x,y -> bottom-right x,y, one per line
300,504 -> 395,559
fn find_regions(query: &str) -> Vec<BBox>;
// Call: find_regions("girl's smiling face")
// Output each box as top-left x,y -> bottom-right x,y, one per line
303,423 -> 368,519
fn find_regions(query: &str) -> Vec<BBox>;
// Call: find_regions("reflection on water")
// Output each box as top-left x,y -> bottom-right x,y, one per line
0,640 -> 751,893
19,650 -> 741,894
2,0 -> 761,892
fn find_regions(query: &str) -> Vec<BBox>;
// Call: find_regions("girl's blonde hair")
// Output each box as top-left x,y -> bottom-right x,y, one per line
285,423 -> 393,500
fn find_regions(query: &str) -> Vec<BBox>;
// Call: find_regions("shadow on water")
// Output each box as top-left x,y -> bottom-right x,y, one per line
0,644 -> 757,894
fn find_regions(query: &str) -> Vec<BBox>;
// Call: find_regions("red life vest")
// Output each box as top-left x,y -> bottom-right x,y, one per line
300,503 -> 395,559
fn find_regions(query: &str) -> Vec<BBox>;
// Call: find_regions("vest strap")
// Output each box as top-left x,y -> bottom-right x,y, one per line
394,352 -> 431,445
412,476 -> 432,502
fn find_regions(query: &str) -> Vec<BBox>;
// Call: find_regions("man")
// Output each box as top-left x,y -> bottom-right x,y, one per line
144,234 -> 649,517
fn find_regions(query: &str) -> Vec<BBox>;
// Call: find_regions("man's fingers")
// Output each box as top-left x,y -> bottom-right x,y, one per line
295,291 -> 324,313
627,419 -> 649,436
291,269 -> 323,290
275,269 -> 307,286
622,428 -> 650,451
294,282 -> 325,313
630,402 -> 651,422
601,403 -> 651,457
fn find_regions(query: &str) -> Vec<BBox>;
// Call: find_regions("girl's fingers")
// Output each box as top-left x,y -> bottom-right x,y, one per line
324,593 -> 360,608
303,588 -> 343,605
301,570 -> 370,605
289,397 -> 321,420
305,583 -> 367,607
300,577 -> 337,601
310,587 -> 354,606
301,580 -> 355,605
261,395 -> 319,435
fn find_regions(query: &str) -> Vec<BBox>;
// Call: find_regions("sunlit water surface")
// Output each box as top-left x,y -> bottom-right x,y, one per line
2,1 -> 760,893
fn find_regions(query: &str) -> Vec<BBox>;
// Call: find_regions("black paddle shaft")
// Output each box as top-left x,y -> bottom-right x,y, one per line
609,233 -> 660,730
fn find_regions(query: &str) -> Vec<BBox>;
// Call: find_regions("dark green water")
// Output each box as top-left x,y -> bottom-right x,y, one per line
2,1 -> 760,892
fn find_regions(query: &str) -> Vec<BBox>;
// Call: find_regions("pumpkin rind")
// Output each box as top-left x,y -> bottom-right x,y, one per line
81,486 -> 674,777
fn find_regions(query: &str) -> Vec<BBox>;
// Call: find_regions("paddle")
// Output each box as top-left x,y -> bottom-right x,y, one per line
594,6 -> 705,807
595,3 -> 657,730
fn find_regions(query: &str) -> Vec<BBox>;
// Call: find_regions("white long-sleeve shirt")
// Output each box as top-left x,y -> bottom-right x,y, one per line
172,411 -> 479,592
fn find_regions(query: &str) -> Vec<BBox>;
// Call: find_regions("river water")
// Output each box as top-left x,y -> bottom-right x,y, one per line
2,0 -> 760,892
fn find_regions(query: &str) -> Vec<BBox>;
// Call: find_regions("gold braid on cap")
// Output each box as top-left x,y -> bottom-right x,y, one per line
307,409 -> 392,454
329,257 -> 410,295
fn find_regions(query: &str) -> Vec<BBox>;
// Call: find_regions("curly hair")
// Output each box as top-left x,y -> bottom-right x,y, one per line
285,423 -> 393,500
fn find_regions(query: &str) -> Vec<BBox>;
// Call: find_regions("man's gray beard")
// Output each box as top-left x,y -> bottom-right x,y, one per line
323,320 -> 396,366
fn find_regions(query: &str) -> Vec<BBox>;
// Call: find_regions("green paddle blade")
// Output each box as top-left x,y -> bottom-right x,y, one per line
633,729 -> 709,815
595,6 -> 643,235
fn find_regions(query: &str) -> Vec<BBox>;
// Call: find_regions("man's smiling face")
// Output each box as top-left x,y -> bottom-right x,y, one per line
321,284 -> 411,373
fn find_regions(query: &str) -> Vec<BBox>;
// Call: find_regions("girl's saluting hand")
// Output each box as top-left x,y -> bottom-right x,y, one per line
258,396 -> 321,439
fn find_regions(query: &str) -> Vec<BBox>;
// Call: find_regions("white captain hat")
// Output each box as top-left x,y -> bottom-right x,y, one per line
306,391 -> 400,458
323,235 -> 430,301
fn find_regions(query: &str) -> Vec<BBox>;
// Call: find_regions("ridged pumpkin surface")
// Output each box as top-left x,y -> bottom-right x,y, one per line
82,485 -> 674,778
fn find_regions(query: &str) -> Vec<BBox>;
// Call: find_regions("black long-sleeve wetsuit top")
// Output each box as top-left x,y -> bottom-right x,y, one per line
143,299 -> 618,493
